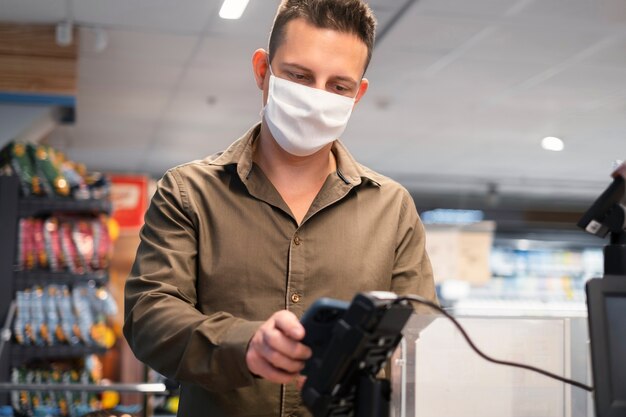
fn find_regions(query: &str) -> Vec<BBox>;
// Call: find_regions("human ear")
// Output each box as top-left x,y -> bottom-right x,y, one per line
354,78 -> 369,105
252,48 -> 270,90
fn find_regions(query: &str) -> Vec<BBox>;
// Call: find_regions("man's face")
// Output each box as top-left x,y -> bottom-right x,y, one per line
258,18 -> 369,105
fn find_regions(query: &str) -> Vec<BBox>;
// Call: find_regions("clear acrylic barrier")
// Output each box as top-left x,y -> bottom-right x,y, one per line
390,314 -> 593,417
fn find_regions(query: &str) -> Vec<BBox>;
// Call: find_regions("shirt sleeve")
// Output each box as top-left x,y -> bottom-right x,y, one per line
123,168 -> 263,392
390,189 -> 439,311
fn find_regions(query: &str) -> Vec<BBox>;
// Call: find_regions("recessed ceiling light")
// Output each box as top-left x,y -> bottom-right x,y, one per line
541,136 -> 564,152
219,0 -> 250,20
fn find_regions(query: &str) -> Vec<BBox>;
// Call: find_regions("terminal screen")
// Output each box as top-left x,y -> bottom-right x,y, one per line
606,295 -> 626,399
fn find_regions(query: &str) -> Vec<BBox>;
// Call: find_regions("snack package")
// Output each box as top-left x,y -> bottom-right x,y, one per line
23,290 -> 36,344
71,285 -> 95,345
43,285 -> 61,345
47,145 -> 72,198
30,286 -> 46,346
40,369 -> 57,408
1,141 -> 109,200
43,218 -> 65,272
11,368 -> 30,413
56,286 -> 80,345
62,370 -> 78,413
31,369 -> 45,409
15,290 -> 37,345
49,364 -> 68,416
27,143 -> 70,197
94,287 -> 118,318
16,218 -> 36,270
72,220 -> 95,273
80,368 -> 100,411
13,291 -> 29,345
25,369 -> 42,410
32,218 -> 49,269
25,144 -> 54,197
59,157 -> 91,200
91,216 -> 110,271
99,216 -> 113,270
0,141 -> 42,196
89,287 -> 118,348
33,405 -> 60,417
60,220 -> 83,274
85,172 -> 111,200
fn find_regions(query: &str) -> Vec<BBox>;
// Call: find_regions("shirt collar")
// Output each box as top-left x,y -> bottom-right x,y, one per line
208,122 -> 380,188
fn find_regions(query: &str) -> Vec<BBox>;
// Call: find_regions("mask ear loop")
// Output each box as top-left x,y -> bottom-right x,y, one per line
260,53 -> 273,118
266,53 -> 274,77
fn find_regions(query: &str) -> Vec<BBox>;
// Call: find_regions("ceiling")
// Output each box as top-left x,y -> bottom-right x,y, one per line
1,0 -> 625,207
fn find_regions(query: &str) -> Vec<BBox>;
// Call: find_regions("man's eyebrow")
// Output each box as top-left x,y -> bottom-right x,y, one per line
332,75 -> 358,86
282,62 -> 313,73
282,62 -> 358,86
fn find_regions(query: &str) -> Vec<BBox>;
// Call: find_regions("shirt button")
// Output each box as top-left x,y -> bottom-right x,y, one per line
293,235 -> 302,245
291,293 -> 301,304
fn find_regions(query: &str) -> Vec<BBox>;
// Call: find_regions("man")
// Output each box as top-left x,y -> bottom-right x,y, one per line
123,1 -> 437,416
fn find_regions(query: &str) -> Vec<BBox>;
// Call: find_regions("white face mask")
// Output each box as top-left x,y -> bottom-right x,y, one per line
261,63 -> 357,157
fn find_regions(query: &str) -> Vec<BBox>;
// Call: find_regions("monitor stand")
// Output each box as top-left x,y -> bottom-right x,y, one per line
604,231 -> 626,277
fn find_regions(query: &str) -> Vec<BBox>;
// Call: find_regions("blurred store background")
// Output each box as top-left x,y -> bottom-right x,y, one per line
1,0 -> 625,416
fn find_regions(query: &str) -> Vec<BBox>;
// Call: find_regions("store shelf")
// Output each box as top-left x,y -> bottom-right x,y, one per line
13,270 -> 109,290
18,195 -> 112,217
10,344 -> 108,366
1,174 -> 117,408
0,382 -> 166,394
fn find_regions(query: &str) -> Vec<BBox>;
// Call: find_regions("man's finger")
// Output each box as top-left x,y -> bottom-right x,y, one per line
262,327 -> 312,361
259,339 -> 306,373
273,311 -> 305,340
248,351 -> 299,384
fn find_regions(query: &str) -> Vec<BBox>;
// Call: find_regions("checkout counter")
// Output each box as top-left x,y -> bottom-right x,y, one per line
390,314 -> 592,417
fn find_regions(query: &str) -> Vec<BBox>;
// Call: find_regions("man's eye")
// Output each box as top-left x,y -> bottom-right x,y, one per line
289,72 -> 308,81
334,85 -> 353,95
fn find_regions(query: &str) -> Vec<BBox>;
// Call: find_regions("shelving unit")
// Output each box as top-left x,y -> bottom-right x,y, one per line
0,175 -> 116,409
17,197 -> 112,218
0,176 -> 20,402
446,234 -> 604,317
13,270 -> 109,291
9,345 -> 109,368
0,382 -> 167,394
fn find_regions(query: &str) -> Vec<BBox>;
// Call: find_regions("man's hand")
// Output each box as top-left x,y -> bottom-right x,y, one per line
246,310 -> 312,385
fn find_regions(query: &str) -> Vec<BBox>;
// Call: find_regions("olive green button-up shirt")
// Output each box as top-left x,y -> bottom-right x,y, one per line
123,123 -> 436,417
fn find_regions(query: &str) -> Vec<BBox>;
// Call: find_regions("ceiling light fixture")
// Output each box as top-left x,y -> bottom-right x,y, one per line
93,27 -> 108,53
55,20 -> 73,46
219,0 -> 250,20
56,0 -> 74,46
541,136 -> 564,152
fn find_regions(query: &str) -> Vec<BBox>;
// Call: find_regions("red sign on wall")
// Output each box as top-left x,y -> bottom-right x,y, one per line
109,175 -> 148,230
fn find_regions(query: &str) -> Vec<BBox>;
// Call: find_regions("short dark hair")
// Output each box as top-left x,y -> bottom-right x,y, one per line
268,0 -> 377,74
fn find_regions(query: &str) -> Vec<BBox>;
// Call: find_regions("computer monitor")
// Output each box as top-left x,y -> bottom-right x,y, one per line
586,276 -> 626,417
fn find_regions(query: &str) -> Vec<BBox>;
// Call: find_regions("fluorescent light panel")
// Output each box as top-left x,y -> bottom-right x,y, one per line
541,136 -> 564,152
219,0 -> 250,20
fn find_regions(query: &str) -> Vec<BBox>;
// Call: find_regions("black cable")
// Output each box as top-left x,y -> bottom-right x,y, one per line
397,295 -> 594,393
